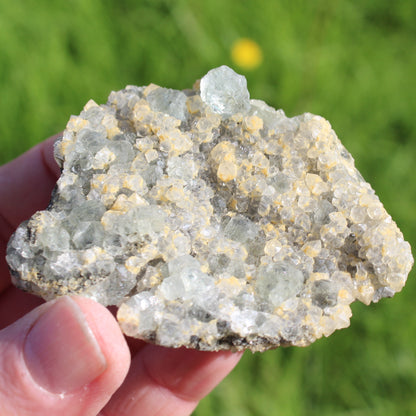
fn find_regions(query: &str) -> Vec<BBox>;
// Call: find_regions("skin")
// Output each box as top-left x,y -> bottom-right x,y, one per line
0,135 -> 242,416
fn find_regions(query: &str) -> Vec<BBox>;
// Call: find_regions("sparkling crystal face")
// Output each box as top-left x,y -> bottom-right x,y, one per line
6,66 -> 413,351
200,65 -> 250,115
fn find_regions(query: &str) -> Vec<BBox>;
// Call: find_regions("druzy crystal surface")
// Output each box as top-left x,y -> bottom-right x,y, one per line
7,66 -> 413,351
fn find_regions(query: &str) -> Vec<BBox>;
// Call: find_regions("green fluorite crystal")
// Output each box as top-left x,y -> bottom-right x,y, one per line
7,66 -> 413,351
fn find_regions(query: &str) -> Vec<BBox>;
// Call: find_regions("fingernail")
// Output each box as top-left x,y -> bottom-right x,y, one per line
24,297 -> 107,394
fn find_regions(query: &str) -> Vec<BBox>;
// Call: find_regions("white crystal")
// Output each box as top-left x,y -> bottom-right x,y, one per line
200,65 -> 250,115
256,262 -> 305,308
147,87 -> 188,121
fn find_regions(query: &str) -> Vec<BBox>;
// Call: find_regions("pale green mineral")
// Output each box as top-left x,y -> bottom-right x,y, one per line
6,66 -> 413,351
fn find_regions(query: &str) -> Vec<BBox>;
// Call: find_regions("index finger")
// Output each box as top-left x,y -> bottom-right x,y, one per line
100,345 -> 243,416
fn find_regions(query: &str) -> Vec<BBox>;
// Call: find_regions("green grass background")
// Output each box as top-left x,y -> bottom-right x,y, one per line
1,0 -> 416,414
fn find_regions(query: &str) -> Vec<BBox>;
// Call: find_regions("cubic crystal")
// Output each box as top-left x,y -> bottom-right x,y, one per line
200,65 -> 250,115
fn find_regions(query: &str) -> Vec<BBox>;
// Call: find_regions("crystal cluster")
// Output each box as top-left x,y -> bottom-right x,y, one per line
7,66 -> 413,351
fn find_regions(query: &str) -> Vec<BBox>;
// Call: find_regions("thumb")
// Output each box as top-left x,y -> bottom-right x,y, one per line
0,296 -> 130,416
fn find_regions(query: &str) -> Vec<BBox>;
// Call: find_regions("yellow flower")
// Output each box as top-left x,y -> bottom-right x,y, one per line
231,38 -> 263,70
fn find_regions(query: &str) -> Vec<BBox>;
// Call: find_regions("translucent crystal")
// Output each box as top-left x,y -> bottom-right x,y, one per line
147,87 -> 188,121
256,262 -> 305,308
223,215 -> 260,243
200,65 -> 250,115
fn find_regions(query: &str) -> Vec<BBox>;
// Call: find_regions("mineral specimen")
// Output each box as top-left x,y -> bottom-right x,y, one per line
6,66 -> 413,351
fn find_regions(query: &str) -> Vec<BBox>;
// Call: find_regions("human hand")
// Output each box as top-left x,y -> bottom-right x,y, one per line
0,135 -> 242,416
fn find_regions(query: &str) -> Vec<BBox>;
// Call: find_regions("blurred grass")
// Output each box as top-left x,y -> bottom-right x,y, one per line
1,0 -> 416,414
